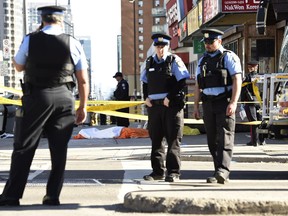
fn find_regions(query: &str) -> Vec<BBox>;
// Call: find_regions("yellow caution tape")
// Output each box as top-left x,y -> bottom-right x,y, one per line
0,85 -> 23,96
242,80 -> 262,106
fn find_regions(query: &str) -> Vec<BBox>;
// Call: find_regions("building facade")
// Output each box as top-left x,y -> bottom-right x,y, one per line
121,0 -> 167,98
0,0 -> 24,90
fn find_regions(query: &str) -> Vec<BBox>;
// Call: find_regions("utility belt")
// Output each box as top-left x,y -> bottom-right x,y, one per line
20,79 -> 73,96
151,99 -> 164,106
201,91 -> 232,102
24,75 -> 75,89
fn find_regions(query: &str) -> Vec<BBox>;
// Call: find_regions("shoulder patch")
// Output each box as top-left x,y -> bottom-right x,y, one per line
174,55 -> 185,68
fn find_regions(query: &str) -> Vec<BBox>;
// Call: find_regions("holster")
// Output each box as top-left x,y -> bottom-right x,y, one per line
20,79 -> 31,96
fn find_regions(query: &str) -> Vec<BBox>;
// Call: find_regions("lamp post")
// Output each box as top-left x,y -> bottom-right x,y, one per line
129,0 -> 137,102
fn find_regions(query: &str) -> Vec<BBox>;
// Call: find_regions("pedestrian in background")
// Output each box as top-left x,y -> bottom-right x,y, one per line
141,33 -> 190,182
113,72 -> 130,127
193,28 -> 242,184
0,5 -> 89,206
241,60 -> 265,146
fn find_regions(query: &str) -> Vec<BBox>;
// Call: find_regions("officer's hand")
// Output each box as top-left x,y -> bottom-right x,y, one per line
75,107 -> 87,125
192,109 -> 201,120
163,97 -> 169,107
226,101 -> 237,116
145,97 -> 152,107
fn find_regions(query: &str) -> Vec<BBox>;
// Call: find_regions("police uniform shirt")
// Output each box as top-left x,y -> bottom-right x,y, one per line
14,25 -> 88,71
196,45 -> 242,96
140,52 -> 190,100
114,79 -> 129,100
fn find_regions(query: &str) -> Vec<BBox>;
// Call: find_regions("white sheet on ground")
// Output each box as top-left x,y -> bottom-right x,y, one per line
78,126 -> 124,139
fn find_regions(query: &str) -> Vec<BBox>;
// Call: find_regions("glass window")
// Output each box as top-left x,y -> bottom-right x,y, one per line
154,0 -> 160,7
138,27 -> 143,33
138,1 -> 143,7
154,17 -> 160,25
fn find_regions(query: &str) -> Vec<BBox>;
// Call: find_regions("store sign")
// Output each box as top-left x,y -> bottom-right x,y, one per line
193,39 -> 205,54
203,0 -> 219,23
187,7 -> 199,35
222,0 -> 260,12
166,2 -> 178,26
178,17 -> 187,42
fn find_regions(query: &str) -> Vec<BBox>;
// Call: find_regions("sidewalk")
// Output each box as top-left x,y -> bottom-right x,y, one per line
1,124 -> 288,215
120,127 -> 288,215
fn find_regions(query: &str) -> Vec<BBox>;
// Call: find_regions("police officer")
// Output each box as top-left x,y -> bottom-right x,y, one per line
113,72 -> 130,127
0,6 -> 89,206
241,60 -> 265,146
141,33 -> 190,182
193,29 -> 242,184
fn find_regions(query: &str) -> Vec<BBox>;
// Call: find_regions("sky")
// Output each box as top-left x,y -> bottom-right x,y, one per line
69,0 -> 121,99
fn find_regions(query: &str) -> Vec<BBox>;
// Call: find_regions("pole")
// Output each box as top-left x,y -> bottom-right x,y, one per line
132,1 -> 137,102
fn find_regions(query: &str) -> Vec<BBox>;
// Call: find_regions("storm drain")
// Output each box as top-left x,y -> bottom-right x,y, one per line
26,179 -> 104,187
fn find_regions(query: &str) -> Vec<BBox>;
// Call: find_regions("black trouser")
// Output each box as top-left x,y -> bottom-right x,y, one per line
244,104 -> 264,144
116,107 -> 130,127
2,85 -> 75,200
147,104 -> 183,176
202,97 -> 235,178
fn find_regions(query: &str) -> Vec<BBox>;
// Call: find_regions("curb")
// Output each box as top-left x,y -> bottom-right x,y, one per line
124,155 -> 288,163
124,192 -> 288,215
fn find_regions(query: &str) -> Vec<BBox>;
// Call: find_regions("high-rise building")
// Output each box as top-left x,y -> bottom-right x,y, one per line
0,0 -> 74,90
121,0 -> 167,98
0,0 -> 25,89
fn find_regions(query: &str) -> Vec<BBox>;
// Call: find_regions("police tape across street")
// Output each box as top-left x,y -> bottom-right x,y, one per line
0,85 -> 262,125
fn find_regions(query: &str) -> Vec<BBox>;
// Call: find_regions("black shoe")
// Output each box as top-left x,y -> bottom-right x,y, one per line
143,173 -> 164,181
259,140 -> 266,146
206,176 -> 217,183
165,173 -> 180,182
0,195 -> 20,206
215,171 -> 229,184
42,195 -> 60,206
246,141 -> 257,146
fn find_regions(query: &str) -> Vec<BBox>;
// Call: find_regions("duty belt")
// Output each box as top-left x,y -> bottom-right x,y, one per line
201,92 -> 231,102
151,99 -> 164,105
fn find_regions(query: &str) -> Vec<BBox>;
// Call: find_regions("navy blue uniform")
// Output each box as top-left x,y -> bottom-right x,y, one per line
0,23 -> 88,204
113,78 -> 130,127
141,53 -> 189,178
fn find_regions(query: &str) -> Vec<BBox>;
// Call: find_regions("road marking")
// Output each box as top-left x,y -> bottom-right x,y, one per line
117,160 -> 172,202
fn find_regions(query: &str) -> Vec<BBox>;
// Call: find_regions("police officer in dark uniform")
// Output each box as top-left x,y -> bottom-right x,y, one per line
113,72 -> 130,127
141,33 -> 190,182
241,60 -> 265,146
0,6 -> 89,206
193,29 -> 242,184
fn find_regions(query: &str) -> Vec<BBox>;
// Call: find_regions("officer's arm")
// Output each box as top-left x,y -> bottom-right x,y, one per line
142,82 -> 148,100
75,69 -> 89,124
12,58 -> 25,72
166,78 -> 186,100
230,73 -> 242,104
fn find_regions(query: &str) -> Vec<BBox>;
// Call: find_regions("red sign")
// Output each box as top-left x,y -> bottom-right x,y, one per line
222,0 -> 260,12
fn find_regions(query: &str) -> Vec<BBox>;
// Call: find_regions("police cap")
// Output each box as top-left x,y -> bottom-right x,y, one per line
151,33 -> 171,46
113,72 -> 123,78
37,5 -> 66,15
247,60 -> 259,66
201,28 -> 224,41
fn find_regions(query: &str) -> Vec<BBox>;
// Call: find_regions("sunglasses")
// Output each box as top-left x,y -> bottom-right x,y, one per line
204,39 -> 217,45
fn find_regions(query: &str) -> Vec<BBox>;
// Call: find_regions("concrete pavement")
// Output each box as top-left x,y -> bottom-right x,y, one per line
0,124 -> 288,215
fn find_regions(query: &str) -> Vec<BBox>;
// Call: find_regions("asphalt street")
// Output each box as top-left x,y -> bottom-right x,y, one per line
0,124 -> 287,215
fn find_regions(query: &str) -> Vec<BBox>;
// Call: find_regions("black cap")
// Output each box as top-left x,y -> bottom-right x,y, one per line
113,72 -> 123,78
37,5 -> 66,15
247,60 -> 259,65
151,33 -> 171,46
201,28 -> 224,41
